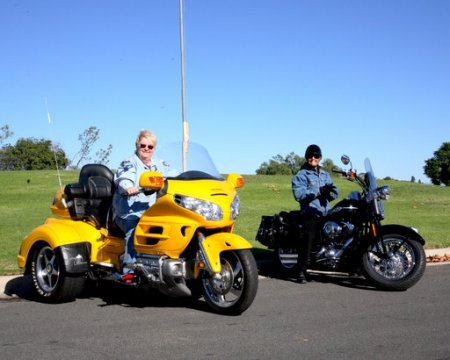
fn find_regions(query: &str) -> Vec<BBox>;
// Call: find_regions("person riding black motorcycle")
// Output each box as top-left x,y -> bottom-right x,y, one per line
292,144 -> 338,283
256,150 -> 426,291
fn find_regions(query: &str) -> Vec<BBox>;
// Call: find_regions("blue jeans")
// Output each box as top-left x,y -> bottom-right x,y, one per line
114,215 -> 140,268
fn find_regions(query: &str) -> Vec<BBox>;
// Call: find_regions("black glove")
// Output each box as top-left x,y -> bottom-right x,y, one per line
319,184 -> 334,198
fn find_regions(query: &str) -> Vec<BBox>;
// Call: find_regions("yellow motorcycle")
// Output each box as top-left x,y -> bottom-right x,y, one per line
17,142 -> 258,315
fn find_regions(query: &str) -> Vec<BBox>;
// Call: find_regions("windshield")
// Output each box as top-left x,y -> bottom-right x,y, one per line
156,142 -> 223,180
364,158 -> 378,192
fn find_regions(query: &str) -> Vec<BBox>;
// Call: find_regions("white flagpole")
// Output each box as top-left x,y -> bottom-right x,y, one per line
179,0 -> 189,171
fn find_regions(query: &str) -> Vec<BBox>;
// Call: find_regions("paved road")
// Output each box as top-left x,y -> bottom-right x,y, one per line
1,264 -> 449,360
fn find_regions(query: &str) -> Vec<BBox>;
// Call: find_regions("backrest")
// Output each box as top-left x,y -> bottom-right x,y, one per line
64,164 -> 115,228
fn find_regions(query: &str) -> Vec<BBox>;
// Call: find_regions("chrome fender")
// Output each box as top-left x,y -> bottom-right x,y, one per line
199,232 -> 252,273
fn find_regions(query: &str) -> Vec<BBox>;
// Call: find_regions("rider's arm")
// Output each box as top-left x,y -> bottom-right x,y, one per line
114,159 -> 137,195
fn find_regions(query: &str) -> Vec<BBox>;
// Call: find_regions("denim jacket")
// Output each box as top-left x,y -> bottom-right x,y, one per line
112,154 -> 173,221
291,165 -> 339,216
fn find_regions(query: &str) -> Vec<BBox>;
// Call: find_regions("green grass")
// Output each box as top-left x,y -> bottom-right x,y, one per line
1,171 -> 449,274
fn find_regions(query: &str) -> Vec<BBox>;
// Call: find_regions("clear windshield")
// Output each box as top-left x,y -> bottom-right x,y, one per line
156,142 -> 223,179
364,158 -> 378,191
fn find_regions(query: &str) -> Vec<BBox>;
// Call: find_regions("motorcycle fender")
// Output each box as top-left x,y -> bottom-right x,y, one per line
201,233 -> 252,273
17,218 -> 102,270
381,224 -> 425,245
56,243 -> 90,274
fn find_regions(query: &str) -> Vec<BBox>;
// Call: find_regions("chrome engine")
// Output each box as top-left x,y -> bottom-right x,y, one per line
135,254 -> 192,297
316,221 -> 356,268
322,221 -> 355,241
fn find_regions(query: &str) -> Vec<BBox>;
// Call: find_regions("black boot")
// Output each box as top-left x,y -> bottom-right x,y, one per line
297,271 -> 307,284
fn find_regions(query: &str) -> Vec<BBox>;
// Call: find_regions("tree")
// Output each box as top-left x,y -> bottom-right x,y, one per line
95,144 -> 113,166
0,138 -> 68,170
70,126 -> 113,168
0,125 -> 13,145
256,152 -> 335,175
424,142 -> 450,186
256,152 -> 304,175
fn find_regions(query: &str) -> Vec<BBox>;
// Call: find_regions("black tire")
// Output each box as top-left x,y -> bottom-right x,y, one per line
273,247 -> 298,276
201,250 -> 258,315
30,244 -> 85,303
362,233 -> 426,291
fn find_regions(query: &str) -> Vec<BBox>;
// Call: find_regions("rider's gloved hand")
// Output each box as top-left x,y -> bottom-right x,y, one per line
319,184 -> 334,198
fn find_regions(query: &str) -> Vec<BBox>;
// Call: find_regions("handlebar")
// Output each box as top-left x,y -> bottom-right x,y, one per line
121,188 -> 156,197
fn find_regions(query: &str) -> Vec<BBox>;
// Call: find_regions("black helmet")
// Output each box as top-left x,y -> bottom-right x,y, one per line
305,144 -> 322,159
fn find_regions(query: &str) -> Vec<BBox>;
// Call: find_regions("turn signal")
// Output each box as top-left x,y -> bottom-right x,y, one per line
227,173 -> 245,189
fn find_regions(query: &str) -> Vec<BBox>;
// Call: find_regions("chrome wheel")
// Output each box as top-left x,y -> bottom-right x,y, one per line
201,250 -> 258,315
363,232 -> 426,291
30,243 -> 86,302
367,238 -> 416,280
35,245 -> 61,293
203,253 -> 242,307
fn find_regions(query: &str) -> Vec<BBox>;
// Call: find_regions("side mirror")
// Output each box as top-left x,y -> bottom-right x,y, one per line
139,171 -> 164,190
341,155 -> 351,165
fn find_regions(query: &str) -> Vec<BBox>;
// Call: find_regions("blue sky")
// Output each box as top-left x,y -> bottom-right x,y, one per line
1,0 -> 449,183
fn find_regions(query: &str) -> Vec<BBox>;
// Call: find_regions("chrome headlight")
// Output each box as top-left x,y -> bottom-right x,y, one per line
230,194 -> 240,220
174,195 -> 223,221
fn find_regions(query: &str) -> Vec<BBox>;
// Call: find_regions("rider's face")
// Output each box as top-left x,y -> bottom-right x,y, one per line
307,154 -> 321,167
137,139 -> 155,161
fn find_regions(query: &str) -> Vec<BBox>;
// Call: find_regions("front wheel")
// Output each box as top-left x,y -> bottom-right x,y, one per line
30,244 -> 85,302
362,233 -> 426,291
201,250 -> 258,315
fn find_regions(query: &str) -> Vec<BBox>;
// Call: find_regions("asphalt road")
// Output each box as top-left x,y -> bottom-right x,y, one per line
1,265 -> 449,360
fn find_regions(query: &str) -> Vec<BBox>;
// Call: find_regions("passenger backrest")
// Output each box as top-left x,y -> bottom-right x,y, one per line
64,164 -> 115,228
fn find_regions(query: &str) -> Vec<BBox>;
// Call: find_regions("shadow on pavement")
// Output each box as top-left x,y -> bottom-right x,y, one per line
253,248 -> 380,291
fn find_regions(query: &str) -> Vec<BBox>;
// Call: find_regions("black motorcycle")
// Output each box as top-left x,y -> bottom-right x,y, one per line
256,155 -> 426,291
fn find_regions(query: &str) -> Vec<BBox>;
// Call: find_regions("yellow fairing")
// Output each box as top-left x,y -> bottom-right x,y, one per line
201,233 -> 252,273
134,178 -> 240,258
17,218 -> 103,269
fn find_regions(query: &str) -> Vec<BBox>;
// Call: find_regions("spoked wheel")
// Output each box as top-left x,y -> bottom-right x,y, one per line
363,233 -> 426,291
273,247 -> 298,276
31,244 -> 85,302
201,250 -> 258,315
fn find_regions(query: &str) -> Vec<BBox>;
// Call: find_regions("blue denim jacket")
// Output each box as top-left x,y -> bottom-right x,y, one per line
291,165 -> 339,216
112,154 -> 173,221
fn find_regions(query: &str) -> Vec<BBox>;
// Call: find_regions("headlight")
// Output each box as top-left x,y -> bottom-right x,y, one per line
174,195 -> 223,221
230,195 -> 240,220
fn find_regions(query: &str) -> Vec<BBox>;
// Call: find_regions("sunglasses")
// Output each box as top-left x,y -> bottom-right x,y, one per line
139,144 -> 154,150
308,153 -> 321,160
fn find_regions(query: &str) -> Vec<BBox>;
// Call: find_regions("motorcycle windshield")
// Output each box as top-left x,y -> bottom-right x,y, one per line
156,142 -> 224,180
364,158 -> 378,192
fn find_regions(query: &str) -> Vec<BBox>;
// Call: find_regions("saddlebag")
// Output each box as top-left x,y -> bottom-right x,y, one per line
255,211 -> 301,248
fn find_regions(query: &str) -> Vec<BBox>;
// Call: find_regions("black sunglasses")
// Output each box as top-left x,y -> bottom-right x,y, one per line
139,144 -> 154,150
308,153 -> 321,160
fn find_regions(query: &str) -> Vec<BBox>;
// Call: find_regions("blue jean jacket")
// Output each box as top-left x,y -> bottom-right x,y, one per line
112,154 -> 173,222
291,166 -> 339,216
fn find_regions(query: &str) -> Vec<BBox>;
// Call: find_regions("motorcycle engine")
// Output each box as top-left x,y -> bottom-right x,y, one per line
322,221 -> 354,242
316,221 -> 355,268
